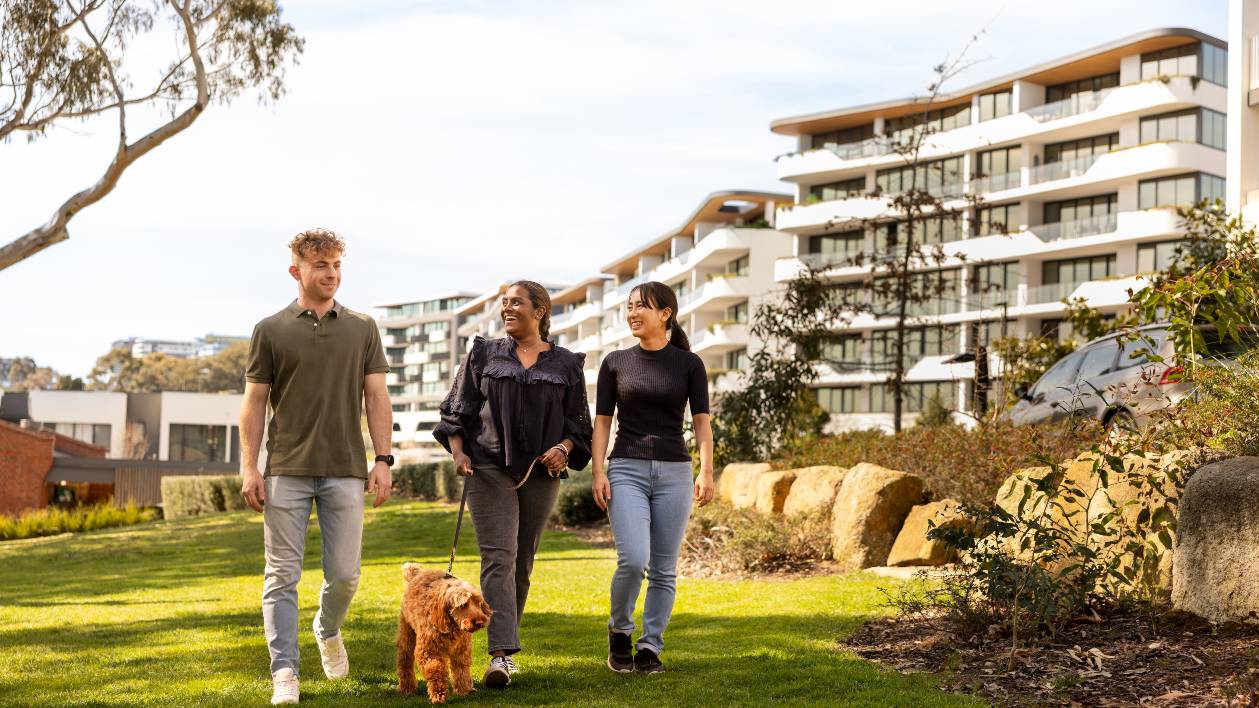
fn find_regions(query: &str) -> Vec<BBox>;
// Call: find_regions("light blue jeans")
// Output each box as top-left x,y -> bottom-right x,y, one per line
606,457 -> 694,654
262,475 -> 365,676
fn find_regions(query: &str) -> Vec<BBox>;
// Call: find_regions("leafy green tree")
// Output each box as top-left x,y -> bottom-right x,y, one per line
0,0 -> 303,270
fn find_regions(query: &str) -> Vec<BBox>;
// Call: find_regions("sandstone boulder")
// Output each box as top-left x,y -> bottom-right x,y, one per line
754,470 -> 797,514
830,463 -> 926,571
782,466 -> 846,517
1173,456 -> 1259,623
718,463 -> 770,509
886,499 -> 968,567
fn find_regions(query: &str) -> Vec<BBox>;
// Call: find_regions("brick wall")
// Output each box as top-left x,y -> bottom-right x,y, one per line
0,421 -> 55,516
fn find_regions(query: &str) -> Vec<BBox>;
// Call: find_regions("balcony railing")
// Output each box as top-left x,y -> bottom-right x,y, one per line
1028,153 -> 1103,185
826,137 -> 895,161
1030,212 -> 1118,242
969,170 -> 1021,194
1025,281 -> 1083,305
1025,87 -> 1115,123
614,274 -> 647,297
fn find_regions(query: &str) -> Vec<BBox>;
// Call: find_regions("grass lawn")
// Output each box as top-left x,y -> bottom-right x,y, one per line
0,500 -> 981,707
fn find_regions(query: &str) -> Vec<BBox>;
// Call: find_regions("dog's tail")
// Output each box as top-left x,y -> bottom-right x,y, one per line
397,610 -> 416,676
402,561 -> 423,583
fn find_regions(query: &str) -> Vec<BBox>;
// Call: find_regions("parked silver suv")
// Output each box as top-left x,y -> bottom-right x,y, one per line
1004,325 -> 1190,429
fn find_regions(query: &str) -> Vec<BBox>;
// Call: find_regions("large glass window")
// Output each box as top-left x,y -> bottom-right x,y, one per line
808,176 -> 866,203
1140,108 -> 1227,150
1044,133 -> 1118,163
823,334 -> 864,366
817,386 -> 864,414
726,254 -> 750,277
169,424 -> 227,462
977,146 -> 1021,177
1141,44 -> 1198,80
726,300 -> 749,323
1138,173 -> 1226,209
1141,42 -> 1226,85
874,214 -> 963,249
810,124 -> 874,149
871,381 -> 958,413
725,348 -> 749,371
1137,240 -> 1188,273
972,261 -> 1020,295
1043,254 -> 1116,285
975,203 -> 1022,236
809,230 -> 865,258
872,325 -> 960,369
884,104 -> 972,144
1044,194 -> 1117,224
1046,73 -> 1120,102
876,157 -> 964,197
978,90 -> 1013,121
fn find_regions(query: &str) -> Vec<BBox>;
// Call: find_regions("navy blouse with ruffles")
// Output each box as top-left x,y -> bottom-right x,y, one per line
433,336 -> 593,482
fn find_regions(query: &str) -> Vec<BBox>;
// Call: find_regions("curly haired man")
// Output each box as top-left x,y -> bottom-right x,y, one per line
238,229 -> 394,705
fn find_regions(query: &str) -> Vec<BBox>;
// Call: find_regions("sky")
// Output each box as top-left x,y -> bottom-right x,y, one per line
0,0 -> 1228,377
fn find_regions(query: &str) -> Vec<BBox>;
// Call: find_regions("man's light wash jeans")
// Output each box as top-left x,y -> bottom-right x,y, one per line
606,457 -> 694,654
262,475 -> 364,676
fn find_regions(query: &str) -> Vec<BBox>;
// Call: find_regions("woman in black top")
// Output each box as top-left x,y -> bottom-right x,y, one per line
434,281 -> 592,689
591,281 -> 714,675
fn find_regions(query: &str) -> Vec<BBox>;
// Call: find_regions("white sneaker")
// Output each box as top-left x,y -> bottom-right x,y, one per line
271,667 -> 299,705
314,619 -> 350,679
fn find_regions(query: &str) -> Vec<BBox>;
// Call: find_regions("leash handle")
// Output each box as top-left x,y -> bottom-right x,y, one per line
445,480 -> 469,577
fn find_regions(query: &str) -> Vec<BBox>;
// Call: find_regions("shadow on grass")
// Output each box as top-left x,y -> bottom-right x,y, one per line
0,605 -> 973,707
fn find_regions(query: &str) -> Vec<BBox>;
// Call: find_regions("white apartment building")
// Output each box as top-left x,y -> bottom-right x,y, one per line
550,276 -> 613,398
375,292 -> 477,460
598,191 -> 793,390
1229,1 -> 1259,224
110,334 -> 248,359
770,28 -> 1227,431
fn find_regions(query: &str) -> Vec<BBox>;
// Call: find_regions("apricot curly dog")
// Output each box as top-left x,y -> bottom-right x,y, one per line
396,563 -> 492,704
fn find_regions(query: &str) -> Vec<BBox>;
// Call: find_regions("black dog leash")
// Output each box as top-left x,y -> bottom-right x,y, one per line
445,456 -> 561,578
445,480 -> 469,578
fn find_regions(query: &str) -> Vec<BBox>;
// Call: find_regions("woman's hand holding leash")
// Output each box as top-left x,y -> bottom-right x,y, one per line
539,441 -> 570,475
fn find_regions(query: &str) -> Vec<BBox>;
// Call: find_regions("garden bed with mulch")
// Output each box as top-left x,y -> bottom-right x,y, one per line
846,611 -> 1259,706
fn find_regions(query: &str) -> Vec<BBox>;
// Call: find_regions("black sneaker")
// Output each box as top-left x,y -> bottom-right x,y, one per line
607,631 -> 633,673
633,647 -> 663,674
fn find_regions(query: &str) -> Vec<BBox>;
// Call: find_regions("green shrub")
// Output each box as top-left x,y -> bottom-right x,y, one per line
0,502 -> 157,541
161,475 -> 242,519
551,467 -> 605,527
393,462 -> 461,501
681,503 -> 831,574
774,419 -> 1097,505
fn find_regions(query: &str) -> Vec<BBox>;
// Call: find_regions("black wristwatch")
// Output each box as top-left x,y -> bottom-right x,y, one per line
375,454 -> 395,467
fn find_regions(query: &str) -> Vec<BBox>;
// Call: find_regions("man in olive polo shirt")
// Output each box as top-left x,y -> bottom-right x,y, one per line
239,228 -> 393,706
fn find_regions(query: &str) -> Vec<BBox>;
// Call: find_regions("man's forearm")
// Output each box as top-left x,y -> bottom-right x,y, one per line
366,392 -> 392,455
240,398 -> 267,473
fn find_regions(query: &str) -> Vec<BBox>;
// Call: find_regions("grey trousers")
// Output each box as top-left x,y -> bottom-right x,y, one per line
261,475 -> 365,676
465,463 -> 562,656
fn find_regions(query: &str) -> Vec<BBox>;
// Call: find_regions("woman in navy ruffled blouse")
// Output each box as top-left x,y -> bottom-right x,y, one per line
433,280 -> 593,690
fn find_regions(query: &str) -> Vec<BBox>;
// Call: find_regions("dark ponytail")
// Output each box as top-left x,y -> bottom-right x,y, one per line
630,281 -> 690,351
511,280 -> 552,340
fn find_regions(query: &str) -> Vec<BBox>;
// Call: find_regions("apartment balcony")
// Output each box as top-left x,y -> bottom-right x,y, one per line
551,302 -> 601,332
403,351 -> 431,365
385,372 -> 401,386
381,334 -> 400,347
677,276 -> 751,315
650,227 -> 763,283
1013,275 -> 1146,311
565,332 -> 602,355
1028,153 -> 1103,185
775,76 -> 1225,184
775,195 -> 891,233
1030,212 -> 1118,242
691,323 -> 749,354
969,170 -> 1021,195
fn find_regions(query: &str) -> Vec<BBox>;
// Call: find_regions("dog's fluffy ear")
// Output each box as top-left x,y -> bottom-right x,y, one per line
402,562 -> 422,583
429,580 -> 457,634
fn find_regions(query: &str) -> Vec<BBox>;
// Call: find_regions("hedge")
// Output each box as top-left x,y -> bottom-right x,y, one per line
552,466 -> 605,527
161,475 -> 249,519
393,462 -> 462,502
